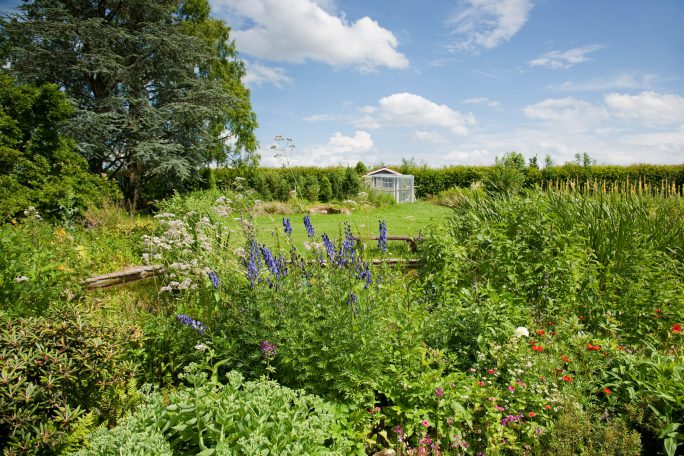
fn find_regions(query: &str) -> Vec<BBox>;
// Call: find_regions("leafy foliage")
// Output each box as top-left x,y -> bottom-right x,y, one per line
1,0 -> 257,208
79,367 -> 351,455
0,307 -> 137,455
0,73 -> 118,222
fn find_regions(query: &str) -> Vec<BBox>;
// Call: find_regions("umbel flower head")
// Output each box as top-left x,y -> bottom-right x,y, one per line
260,340 -> 277,358
514,326 -> 529,338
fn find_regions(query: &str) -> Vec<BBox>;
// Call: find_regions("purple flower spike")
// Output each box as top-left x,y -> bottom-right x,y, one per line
303,215 -> 315,237
378,220 -> 387,253
207,270 -> 220,288
282,217 -> 293,235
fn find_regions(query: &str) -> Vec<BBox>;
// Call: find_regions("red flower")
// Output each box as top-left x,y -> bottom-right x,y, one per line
536,329 -> 545,335
673,323 -> 682,334
531,345 -> 543,352
587,343 -> 601,351
528,411 -> 537,417
487,369 -> 496,375
602,387 -> 613,395
544,404 -> 551,410
561,375 -> 573,382
655,309 -> 662,313
561,355 -> 571,363
477,381 -> 485,387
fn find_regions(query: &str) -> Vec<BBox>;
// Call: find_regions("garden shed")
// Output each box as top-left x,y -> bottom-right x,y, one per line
363,167 -> 415,203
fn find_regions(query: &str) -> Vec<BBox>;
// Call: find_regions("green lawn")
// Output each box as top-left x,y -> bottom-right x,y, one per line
245,202 -> 451,255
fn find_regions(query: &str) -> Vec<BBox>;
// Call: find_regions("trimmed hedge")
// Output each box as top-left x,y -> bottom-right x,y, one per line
208,163 -> 684,201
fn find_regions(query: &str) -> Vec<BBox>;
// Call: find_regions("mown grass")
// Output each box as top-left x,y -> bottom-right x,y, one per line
247,202 -> 451,255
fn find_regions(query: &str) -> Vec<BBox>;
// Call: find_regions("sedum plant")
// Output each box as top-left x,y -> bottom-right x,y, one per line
79,366 -> 351,455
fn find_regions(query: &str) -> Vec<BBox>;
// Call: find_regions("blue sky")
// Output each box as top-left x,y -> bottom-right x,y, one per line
3,0 -> 683,167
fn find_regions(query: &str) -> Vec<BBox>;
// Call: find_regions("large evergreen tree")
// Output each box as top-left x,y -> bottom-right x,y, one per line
1,0 -> 257,208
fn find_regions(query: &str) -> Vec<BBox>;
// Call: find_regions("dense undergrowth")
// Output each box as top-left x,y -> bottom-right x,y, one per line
1,188 -> 683,455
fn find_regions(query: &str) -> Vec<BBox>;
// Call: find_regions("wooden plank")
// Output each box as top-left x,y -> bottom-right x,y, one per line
83,265 -> 165,289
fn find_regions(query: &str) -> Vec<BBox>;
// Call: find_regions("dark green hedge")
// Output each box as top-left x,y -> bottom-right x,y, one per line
208,163 -> 684,201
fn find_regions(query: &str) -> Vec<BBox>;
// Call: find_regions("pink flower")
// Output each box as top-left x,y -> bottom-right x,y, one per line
421,419 -> 430,427
435,386 -> 444,398
508,386 -> 515,393
477,381 -> 485,387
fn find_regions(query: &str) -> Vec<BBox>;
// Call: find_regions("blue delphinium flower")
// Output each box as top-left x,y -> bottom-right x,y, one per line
359,261 -> 372,288
207,270 -> 220,288
176,314 -> 207,334
342,222 -> 355,258
282,217 -> 293,235
378,220 -> 387,253
303,215 -> 316,237
321,233 -> 336,260
244,239 -> 261,287
347,292 -> 359,317
260,244 -> 279,278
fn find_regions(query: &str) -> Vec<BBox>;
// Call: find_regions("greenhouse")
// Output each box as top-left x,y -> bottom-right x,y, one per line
363,168 -> 415,203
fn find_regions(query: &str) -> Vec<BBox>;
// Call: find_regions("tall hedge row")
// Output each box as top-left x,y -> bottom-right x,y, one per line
209,164 -> 684,201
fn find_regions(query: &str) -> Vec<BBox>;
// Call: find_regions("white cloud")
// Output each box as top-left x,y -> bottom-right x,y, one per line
604,91 -> 684,126
327,130 -> 374,152
262,131 -> 375,167
549,72 -> 658,91
445,149 -> 492,165
463,97 -> 502,108
529,44 -> 605,69
413,130 -> 449,144
242,61 -> 291,88
303,114 -> 336,122
447,0 -> 533,53
219,0 -> 408,71
357,93 -> 475,135
523,97 -> 608,131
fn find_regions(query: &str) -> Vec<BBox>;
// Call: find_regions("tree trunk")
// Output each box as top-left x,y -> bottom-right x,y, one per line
124,160 -> 141,212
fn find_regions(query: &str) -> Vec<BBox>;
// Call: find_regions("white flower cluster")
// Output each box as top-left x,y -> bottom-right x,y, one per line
214,196 -> 233,217
23,206 -> 43,221
514,326 -> 530,338
159,277 -> 195,292
142,211 -> 226,293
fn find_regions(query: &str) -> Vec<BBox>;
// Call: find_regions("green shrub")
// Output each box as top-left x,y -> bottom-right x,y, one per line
484,151 -> 528,195
0,220 -> 79,315
319,175 -> 333,202
0,307 -> 137,455
79,367 -> 351,455
301,175 -> 320,201
541,402 -> 641,455
0,73 -> 119,222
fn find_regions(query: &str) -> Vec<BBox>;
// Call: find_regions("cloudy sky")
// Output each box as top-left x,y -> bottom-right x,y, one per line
3,0 -> 683,167
212,0 -> 684,167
